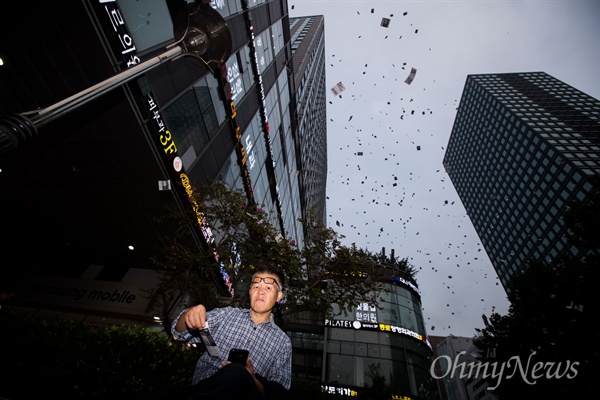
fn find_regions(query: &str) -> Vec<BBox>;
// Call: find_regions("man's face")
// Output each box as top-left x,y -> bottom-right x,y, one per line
249,273 -> 283,313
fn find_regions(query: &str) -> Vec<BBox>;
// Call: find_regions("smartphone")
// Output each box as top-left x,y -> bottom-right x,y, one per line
227,348 -> 249,366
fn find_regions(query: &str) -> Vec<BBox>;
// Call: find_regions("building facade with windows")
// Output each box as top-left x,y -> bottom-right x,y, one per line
429,335 -> 498,400
317,262 -> 438,400
443,72 -> 600,290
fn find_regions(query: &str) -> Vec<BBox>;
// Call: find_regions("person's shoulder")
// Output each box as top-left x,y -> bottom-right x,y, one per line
217,306 -> 244,312
207,305 -> 238,318
272,323 -> 292,343
219,306 -> 248,318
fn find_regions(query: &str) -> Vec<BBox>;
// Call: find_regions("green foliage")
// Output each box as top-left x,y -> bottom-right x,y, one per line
360,363 -> 392,399
0,309 -> 351,399
474,255 -> 598,397
147,181 -> 401,324
0,309 -> 199,399
364,248 -> 418,277
473,178 -> 600,398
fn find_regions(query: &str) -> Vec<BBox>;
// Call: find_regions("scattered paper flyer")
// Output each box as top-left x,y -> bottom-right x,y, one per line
196,322 -> 223,357
404,67 -> 417,85
330,81 -> 346,96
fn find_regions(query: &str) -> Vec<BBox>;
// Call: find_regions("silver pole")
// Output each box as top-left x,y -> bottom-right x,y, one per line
29,45 -> 184,128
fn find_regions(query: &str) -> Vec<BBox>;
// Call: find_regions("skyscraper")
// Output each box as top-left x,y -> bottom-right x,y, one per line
443,72 -> 600,290
289,15 -> 328,227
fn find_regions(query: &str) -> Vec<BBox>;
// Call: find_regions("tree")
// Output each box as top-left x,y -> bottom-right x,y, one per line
473,176 -> 600,398
0,309 -> 199,399
562,175 -> 600,252
145,181 -> 400,329
360,363 -> 392,399
0,308 -> 349,399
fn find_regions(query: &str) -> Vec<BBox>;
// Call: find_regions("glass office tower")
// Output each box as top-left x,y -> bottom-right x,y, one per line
321,264 -> 437,400
443,72 -> 600,290
1,2 -> 438,397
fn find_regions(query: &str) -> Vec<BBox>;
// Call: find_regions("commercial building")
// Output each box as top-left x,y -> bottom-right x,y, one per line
443,72 -> 600,290
0,2 -> 438,398
429,335 -> 498,400
319,263 -> 438,399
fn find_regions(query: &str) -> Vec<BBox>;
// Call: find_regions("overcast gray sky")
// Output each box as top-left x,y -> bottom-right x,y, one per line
290,0 -> 600,337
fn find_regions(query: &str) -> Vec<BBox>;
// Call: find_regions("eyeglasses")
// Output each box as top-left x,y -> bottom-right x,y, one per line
251,277 -> 280,290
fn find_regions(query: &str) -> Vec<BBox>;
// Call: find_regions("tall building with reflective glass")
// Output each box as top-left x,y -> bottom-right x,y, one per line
443,72 -> 600,290
289,15 -> 328,227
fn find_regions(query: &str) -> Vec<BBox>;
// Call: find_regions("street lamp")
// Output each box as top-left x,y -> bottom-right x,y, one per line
0,2 -> 231,156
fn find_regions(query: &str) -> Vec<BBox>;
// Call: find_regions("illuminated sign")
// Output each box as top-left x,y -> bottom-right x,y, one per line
392,275 -> 419,294
321,385 -> 414,400
210,0 -> 226,11
173,157 -> 182,172
324,319 -> 431,349
226,60 -> 244,101
324,319 -> 355,329
356,302 -> 377,323
99,0 -> 141,67
321,385 -> 358,397
219,242 -> 241,298
147,94 -> 177,155
379,323 -> 430,348
180,173 -> 215,250
218,64 -> 255,203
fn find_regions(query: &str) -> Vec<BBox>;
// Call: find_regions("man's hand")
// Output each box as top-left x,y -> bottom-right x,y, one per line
175,304 -> 207,332
220,354 -> 252,370
220,356 -> 265,395
184,304 -> 207,330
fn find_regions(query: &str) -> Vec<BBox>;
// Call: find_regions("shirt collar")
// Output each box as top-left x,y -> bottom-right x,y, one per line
242,308 -> 278,328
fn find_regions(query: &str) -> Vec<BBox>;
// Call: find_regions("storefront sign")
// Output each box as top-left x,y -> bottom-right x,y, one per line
242,4 -> 285,230
146,93 -> 217,261
98,0 -> 141,67
218,63 -> 255,203
325,318 -> 431,349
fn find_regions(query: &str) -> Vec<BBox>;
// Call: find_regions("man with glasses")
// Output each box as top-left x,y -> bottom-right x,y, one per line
171,263 -> 292,399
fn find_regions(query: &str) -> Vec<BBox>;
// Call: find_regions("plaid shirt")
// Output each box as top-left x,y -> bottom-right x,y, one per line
171,306 -> 292,389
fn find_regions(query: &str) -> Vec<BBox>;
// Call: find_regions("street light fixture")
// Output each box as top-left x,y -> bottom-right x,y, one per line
0,2 -> 231,156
